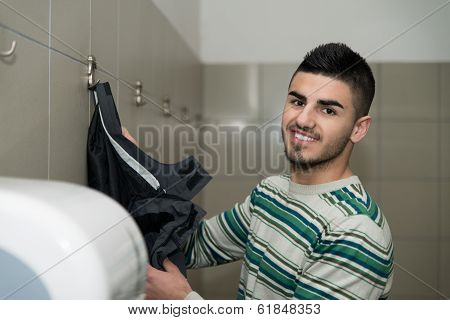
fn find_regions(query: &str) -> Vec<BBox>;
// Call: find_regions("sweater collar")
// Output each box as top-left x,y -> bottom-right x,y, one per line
288,175 -> 361,195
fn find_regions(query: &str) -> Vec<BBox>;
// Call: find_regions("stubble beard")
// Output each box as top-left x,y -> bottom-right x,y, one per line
282,127 -> 352,174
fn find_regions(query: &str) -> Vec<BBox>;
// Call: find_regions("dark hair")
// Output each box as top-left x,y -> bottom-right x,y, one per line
290,43 -> 375,119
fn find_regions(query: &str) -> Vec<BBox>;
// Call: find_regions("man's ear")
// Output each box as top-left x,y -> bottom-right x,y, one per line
350,115 -> 372,144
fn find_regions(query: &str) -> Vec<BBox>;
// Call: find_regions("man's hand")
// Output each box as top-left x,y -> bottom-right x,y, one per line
146,258 -> 193,300
122,127 -> 137,145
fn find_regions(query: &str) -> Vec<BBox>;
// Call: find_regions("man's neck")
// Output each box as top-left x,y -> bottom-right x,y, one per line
290,164 -> 353,185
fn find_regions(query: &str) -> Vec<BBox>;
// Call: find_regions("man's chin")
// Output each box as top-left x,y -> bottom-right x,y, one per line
286,151 -> 325,169
287,149 -> 314,162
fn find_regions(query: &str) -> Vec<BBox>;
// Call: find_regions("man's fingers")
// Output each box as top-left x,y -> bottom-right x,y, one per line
122,126 -> 137,145
147,264 -> 163,278
162,258 -> 179,273
147,260 -> 180,276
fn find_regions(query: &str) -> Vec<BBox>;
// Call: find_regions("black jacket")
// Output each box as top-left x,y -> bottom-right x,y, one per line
87,82 -> 210,275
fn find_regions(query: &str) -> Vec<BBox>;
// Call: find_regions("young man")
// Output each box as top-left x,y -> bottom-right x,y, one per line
143,43 -> 394,300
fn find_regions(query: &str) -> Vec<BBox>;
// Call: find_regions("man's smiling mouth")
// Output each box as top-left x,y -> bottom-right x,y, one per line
290,128 -> 319,143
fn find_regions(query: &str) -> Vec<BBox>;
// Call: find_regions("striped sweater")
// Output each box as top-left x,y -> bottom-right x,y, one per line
183,175 -> 394,300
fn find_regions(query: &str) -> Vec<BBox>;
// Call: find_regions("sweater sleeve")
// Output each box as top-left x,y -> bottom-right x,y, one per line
294,215 -> 394,300
184,291 -> 204,300
183,192 -> 253,269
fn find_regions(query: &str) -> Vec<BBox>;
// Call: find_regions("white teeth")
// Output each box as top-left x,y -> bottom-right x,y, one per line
294,133 -> 316,142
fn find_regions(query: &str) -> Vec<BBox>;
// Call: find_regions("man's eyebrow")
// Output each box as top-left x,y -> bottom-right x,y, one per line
288,91 -> 307,101
317,99 -> 344,109
288,91 -> 344,109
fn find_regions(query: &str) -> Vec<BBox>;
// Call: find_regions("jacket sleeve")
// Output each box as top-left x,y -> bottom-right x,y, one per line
183,193 -> 253,269
294,215 -> 394,300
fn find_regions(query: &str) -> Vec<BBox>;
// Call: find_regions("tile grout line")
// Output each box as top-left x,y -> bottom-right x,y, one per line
116,0 -> 120,112
47,0 -> 52,181
436,63 -> 442,297
88,0 -> 92,121
89,0 -> 92,56
376,64 -> 382,203
257,64 -> 263,124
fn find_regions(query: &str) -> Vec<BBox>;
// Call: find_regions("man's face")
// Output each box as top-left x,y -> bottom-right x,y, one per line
281,71 -> 356,170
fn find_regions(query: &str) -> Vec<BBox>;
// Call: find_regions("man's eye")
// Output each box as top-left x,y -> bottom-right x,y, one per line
291,100 -> 304,107
322,108 -> 336,115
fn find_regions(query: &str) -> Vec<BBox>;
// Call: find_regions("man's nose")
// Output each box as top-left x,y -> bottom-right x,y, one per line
294,105 -> 316,129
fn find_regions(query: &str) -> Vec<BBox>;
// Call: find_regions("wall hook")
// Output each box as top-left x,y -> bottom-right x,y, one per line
0,39 -> 17,57
162,96 -> 171,116
87,55 -> 99,90
180,105 -> 190,122
135,81 -> 146,107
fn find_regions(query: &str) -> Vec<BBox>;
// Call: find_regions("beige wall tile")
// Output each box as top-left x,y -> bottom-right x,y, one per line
259,122 -> 289,177
0,29 -> 48,179
159,25 -> 178,106
117,81 -> 168,159
200,260 -> 242,299
117,0 -> 204,175
350,119 -> 379,179
380,181 -> 438,238
118,0 -> 141,84
380,64 -> 439,120
49,53 -> 89,185
198,123 -> 273,178
139,0 -> 158,98
380,122 -> 439,179
369,63 -> 381,120
441,64 -> 450,120
142,0 -> 168,102
389,292 -> 440,300
442,123 -> 450,178
156,119 -> 200,165
186,268 -> 203,297
203,64 -> 260,122
260,64 -> 297,122
389,239 -> 439,299
51,0 -> 90,59
441,182 -> 450,240
359,179 -> 380,204
0,0 -> 49,44
189,60 -> 203,119
118,81 -> 152,128
91,0 -> 118,77
200,176 -> 261,219
171,40 -> 202,125
439,241 -> 450,299
141,0 -> 180,105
